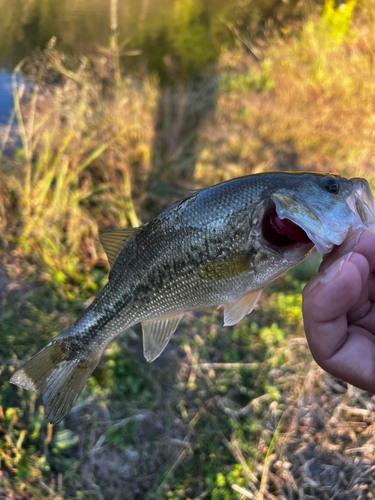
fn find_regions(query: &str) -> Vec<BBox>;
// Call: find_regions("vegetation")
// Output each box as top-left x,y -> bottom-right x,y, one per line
1,0 -> 375,498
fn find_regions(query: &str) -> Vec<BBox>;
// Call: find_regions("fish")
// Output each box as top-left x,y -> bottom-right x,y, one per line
9,172 -> 375,423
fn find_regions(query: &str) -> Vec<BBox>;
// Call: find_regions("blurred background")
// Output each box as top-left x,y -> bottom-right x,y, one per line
0,0 -> 375,498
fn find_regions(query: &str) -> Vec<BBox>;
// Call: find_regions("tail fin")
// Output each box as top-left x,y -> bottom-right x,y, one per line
10,339 -> 101,424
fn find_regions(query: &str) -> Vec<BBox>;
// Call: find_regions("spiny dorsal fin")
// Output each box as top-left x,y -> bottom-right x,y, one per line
99,228 -> 139,267
200,254 -> 253,281
142,313 -> 184,363
223,288 -> 264,326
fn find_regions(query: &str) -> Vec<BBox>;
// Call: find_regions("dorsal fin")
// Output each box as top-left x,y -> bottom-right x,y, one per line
142,313 -> 184,362
99,228 -> 139,267
223,288 -> 263,326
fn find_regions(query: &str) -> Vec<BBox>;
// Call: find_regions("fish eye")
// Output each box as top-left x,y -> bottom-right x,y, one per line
324,177 -> 340,195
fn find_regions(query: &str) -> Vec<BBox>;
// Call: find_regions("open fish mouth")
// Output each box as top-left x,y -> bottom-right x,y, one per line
261,181 -> 375,256
261,200 -> 313,253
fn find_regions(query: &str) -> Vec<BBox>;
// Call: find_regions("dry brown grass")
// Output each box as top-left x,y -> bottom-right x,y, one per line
1,2 -> 375,499
195,1 -> 375,188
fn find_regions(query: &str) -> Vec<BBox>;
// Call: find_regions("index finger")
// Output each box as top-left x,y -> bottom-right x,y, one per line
320,230 -> 375,273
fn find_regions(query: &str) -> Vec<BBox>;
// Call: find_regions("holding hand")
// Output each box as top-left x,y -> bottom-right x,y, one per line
302,229 -> 375,393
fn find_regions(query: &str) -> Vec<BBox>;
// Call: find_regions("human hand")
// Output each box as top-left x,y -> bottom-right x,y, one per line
302,229 -> 375,393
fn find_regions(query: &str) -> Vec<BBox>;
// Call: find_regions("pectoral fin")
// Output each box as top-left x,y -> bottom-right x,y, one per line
142,313 -> 184,362
223,288 -> 263,326
100,228 -> 139,267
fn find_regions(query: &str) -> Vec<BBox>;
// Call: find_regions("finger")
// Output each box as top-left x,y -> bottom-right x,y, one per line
303,257 -> 362,361
346,290 -> 371,323
325,249 -> 375,309
368,272 -> 375,302
303,258 -> 375,393
344,253 -> 371,322
305,251 -> 369,306
352,303 -> 375,335
316,251 -> 373,322
340,230 -> 375,272
319,230 -> 364,272
316,325 -> 375,395
320,230 -> 375,273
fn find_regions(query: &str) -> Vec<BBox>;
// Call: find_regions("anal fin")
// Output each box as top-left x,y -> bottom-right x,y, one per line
223,288 -> 263,326
142,314 -> 184,363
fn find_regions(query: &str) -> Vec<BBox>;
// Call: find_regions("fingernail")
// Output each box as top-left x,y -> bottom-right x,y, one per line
338,229 -> 364,254
321,251 -> 353,283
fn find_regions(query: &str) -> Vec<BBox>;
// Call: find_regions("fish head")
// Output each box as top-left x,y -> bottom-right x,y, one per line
252,173 -> 375,257
346,177 -> 375,229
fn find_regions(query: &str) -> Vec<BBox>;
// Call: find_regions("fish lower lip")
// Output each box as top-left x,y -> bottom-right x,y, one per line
262,201 -> 312,252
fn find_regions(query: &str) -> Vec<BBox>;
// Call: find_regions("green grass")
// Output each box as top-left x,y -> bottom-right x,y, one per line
1,1 -> 375,499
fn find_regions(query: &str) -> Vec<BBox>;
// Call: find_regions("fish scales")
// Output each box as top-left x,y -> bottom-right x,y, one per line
10,172 -> 375,423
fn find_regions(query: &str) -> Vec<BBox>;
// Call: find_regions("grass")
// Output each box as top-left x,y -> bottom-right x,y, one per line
1,1 -> 375,498
195,0 -> 375,188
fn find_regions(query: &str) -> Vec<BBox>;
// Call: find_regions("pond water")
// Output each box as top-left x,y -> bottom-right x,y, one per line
0,71 -> 12,125
0,0 -> 239,73
0,0 -> 311,123
0,0 -> 234,123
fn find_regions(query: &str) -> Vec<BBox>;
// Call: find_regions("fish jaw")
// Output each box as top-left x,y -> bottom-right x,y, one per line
270,191 -> 352,254
267,178 -> 375,255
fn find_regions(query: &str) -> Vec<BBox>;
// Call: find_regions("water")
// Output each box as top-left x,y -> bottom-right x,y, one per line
0,0 -> 232,75
0,0 -> 311,124
0,0 -> 233,123
0,71 -> 12,125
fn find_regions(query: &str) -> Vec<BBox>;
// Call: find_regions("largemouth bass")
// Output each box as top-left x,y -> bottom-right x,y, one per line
10,172 -> 375,423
